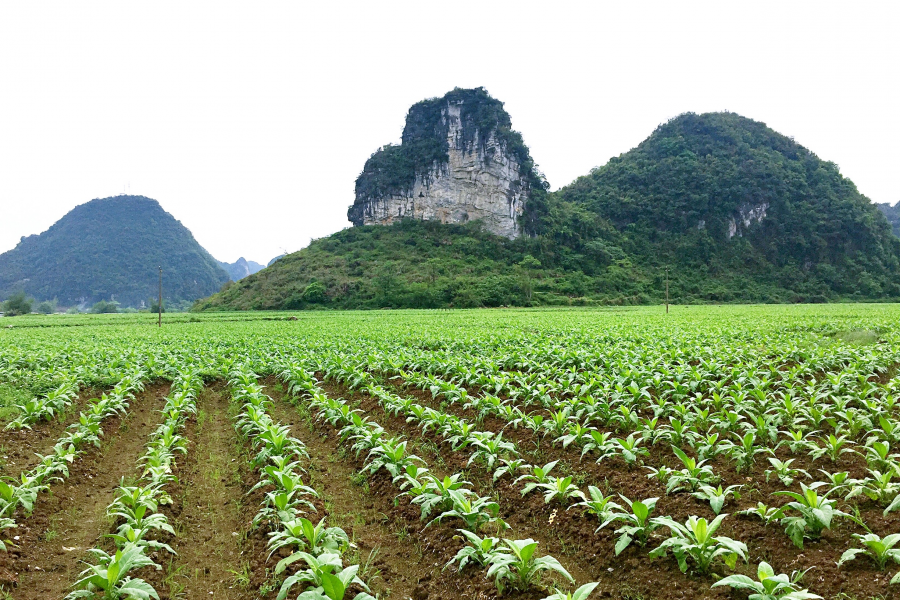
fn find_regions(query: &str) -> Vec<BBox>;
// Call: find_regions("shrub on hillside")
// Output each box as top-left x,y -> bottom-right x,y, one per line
2,291 -> 32,316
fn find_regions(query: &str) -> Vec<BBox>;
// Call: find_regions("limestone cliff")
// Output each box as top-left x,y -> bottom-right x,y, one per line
348,88 -> 545,239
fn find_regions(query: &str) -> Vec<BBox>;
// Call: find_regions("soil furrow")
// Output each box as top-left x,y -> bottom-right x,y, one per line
311,379 -> 597,583
160,384 -> 254,600
0,382 -> 170,598
266,378 -> 573,600
0,388 -> 102,479
312,375 -> 891,600
265,381 -> 432,600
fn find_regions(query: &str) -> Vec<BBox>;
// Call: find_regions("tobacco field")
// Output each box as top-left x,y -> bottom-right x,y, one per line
0,304 -> 898,600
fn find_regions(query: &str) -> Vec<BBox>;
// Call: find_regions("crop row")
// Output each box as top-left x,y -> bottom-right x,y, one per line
280,362 -> 598,599
66,366 -> 202,598
283,351 -> 899,598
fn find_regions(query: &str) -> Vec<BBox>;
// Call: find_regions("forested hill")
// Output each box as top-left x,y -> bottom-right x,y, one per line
195,112 -> 900,310
548,112 -> 900,300
0,196 -> 229,308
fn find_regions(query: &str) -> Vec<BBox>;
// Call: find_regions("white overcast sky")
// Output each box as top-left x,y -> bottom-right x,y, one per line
1,2 -> 898,264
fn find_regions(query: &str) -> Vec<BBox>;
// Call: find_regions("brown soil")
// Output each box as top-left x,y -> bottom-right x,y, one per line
265,384 -> 428,599
0,387 -> 102,479
319,373 -> 900,600
263,377 -> 564,600
0,382 -> 170,598
152,383 -> 256,600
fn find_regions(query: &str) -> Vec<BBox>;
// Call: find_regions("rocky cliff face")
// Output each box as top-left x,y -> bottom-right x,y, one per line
348,88 -> 543,239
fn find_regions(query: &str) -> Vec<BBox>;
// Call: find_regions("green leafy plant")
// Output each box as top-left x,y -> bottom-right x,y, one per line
516,461 -> 559,496
737,502 -> 782,526
541,582 -> 600,600
837,533 -> 900,571
774,484 -> 855,549
428,489 -> 507,533
712,561 -> 821,599
808,434 -> 856,463
408,473 -> 473,520
723,432 -> 768,472
691,484 -> 742,515
570,486 -> 623,524
650,514 -> 748,573
765,458 -> 810,486
613,433 -> 649,466
445,529 -> 501,571
485,538 -> 574,594
275,551 -> 375,600
269,517 -> 351,562
67,543 -> 160,600
537,476 -> 583,505
600,496 -> 660,555
666,447 -> 718,493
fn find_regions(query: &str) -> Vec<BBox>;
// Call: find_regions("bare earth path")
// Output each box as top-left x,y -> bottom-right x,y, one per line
265,378 -> 442,600
162,384 -> 253,600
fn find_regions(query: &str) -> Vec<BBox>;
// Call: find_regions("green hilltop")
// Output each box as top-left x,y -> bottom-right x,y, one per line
196,107 -> 900,310
0,195 -> 229,308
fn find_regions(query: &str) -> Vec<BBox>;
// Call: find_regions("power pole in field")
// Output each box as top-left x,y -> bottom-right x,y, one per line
665,267 -> 670,314
158,266 -> 162,328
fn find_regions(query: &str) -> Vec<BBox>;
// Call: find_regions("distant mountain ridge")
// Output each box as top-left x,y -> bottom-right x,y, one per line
0,195 -> 229,307
195,104 -> 900,310
218,257 -> 265,281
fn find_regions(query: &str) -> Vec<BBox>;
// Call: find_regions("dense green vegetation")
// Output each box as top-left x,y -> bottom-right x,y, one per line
1,291 -> 32,316
1,304 -> 899,599
0,195 -> 229,308
199,112 -> 900,311
877,202 -> 900,237
552,113 -> 900,300
349,87 -> 549,232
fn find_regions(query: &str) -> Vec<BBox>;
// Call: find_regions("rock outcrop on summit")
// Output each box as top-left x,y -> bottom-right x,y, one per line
348,88 -> 545,239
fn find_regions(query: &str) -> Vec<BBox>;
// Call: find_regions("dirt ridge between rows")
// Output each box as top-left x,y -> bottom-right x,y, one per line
157,383 -> 254,600
265,377 -> 561,600
318,374 -> 895,600
0,382 -> 170,598
0,387 -> 104,480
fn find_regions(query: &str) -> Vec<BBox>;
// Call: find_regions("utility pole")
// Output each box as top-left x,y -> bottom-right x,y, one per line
158,266 -> 162,328
665,267 -> 670,314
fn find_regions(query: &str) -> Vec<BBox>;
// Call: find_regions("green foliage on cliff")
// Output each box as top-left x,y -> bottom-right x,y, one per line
197,112 -> 900,311
350,87 -> 548,231
0,195 -> 229,308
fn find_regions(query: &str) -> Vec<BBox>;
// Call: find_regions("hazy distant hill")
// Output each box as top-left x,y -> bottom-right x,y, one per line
196,108 -> 900,309
218,257 -> 265,281
0,195 -> 229,307
876,202 -> 900,237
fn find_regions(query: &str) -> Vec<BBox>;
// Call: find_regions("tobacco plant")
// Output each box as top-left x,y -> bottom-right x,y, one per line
650,514 -> 748,574
774,484 -> 855,549
712,561 -> 821,599
600,496 -> 660,555
485,538 -> 574,594
837,533 -> 900,572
